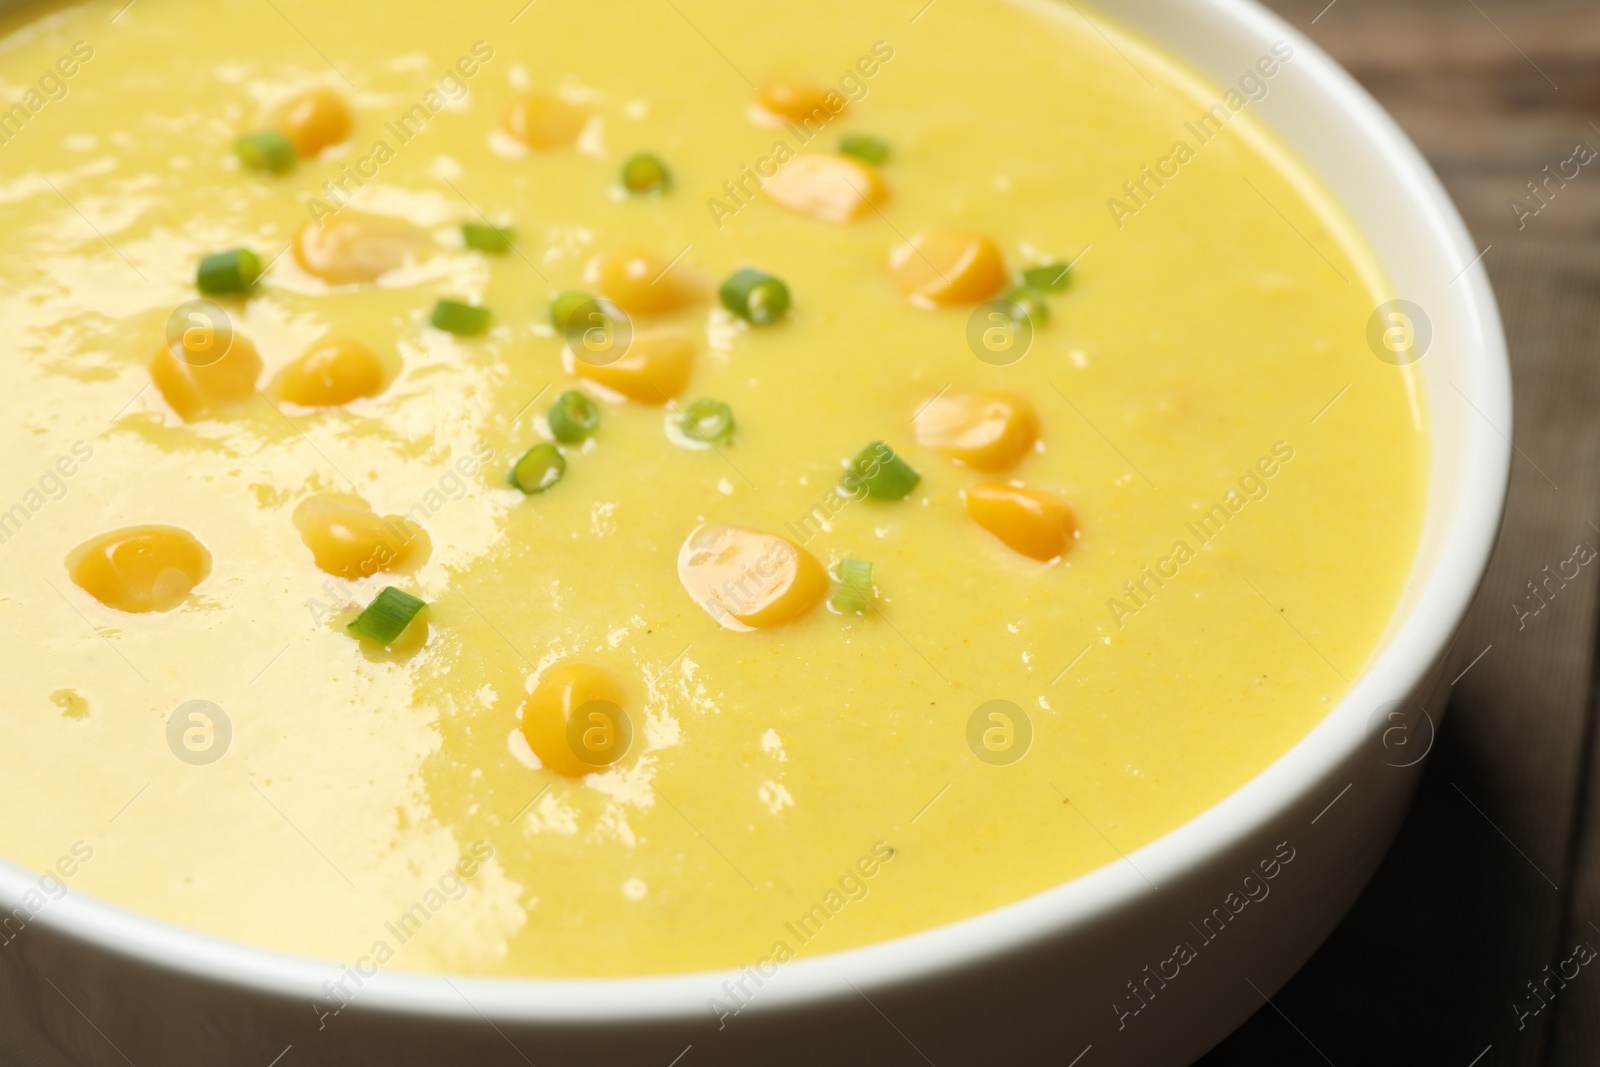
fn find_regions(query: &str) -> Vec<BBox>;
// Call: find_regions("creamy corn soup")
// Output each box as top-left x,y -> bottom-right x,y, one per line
0,0 -> 1424,979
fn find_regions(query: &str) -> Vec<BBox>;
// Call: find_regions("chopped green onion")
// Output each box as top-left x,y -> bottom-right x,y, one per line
1021,263 -> 1072,292
431,298 -> 492,335
560,297 -> 631,359
838,134 -> 890,166
197,248 -> 262,294
548,390 -> 600,443
550,290 -> 594,333
999,286 -> 1049,327
719,268 -> 790,325
831,558 -> 873,614
841,441 -> 920,501
620,152 -> 671,194
462,223 -> 513,254
510,443 -> 566,494
681,398 -> 734,443
346,586 -> 426,644
235,130 -> 295,174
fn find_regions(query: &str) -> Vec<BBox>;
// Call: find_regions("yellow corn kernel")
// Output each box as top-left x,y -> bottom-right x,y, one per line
763,154 -> 887,225
272,88 -> 353,158
752,82 -> 844,126
68,526 -> 211,613
504,94 -> 589,150
521,663 -> 633,778
890,231 -> 1008,308
585,249 -> 704,316
965,483 -> 1077,562
914,390 -> 1039,472
568,327 -> 694,404
149,333 -> 262,422
294,214 -> 429,286
292,494 -> 428,579
274,341 -> 386,407
678,525 -> 828,631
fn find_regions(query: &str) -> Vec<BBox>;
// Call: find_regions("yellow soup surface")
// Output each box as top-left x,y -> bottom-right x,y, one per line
0,0 -> 1425,978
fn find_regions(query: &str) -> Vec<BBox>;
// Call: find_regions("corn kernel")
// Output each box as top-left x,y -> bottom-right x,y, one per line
914,390 -> 1039,472
149,333 -> 262,421
504,94 -> 589,150
568,327 -> 694,404
890,231 -> 1008,308
763,153 -> 887,225
585,249 -> 703,316
678,525 -> 828,631
965,483 -> 1077,562
275,341 -> 386,407
272,88 -> 352,158
521,663 -> 633,778
292,494 -> 428,579
294,214 -> 429,286
752,83 -> 844,126
68,526 -> 211,613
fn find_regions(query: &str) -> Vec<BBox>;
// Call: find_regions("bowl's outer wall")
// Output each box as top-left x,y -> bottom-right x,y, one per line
1,670 -> 1444,1067
0,0 -> 1509,1061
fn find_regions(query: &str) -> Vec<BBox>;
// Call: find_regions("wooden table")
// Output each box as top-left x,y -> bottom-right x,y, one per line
1201,2 -> 1600,1064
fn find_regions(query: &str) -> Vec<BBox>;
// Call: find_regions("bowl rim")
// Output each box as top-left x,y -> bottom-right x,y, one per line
0,0 -> 1511,1026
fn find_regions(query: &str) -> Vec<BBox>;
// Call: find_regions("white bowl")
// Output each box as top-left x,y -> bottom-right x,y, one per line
0,0 -> 1509,1063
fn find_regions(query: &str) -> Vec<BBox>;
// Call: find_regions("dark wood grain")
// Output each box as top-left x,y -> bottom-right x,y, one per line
1197,2 -> 1600,1064
1264,0 -> 1600,238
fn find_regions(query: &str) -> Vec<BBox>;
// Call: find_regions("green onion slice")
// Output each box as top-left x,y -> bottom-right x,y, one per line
550,290 -> 594,333
831,558 -> 873,614
560,297 -> 632,366
681,398 -> 734,443
1020,263 -> 1072,292
510,443 -> 566,494
235,130 -> 295,174
197,249 -> 262,295
838,135 -> 890,166
548,390 -> 600,443
462,223 -> 513,254
431,299 -> 492,335
841,441 -> 920,501
347,587 -> 426,644
999,286 -> 1049,327
621,153 -> 671,194
719,268 -> 790,325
